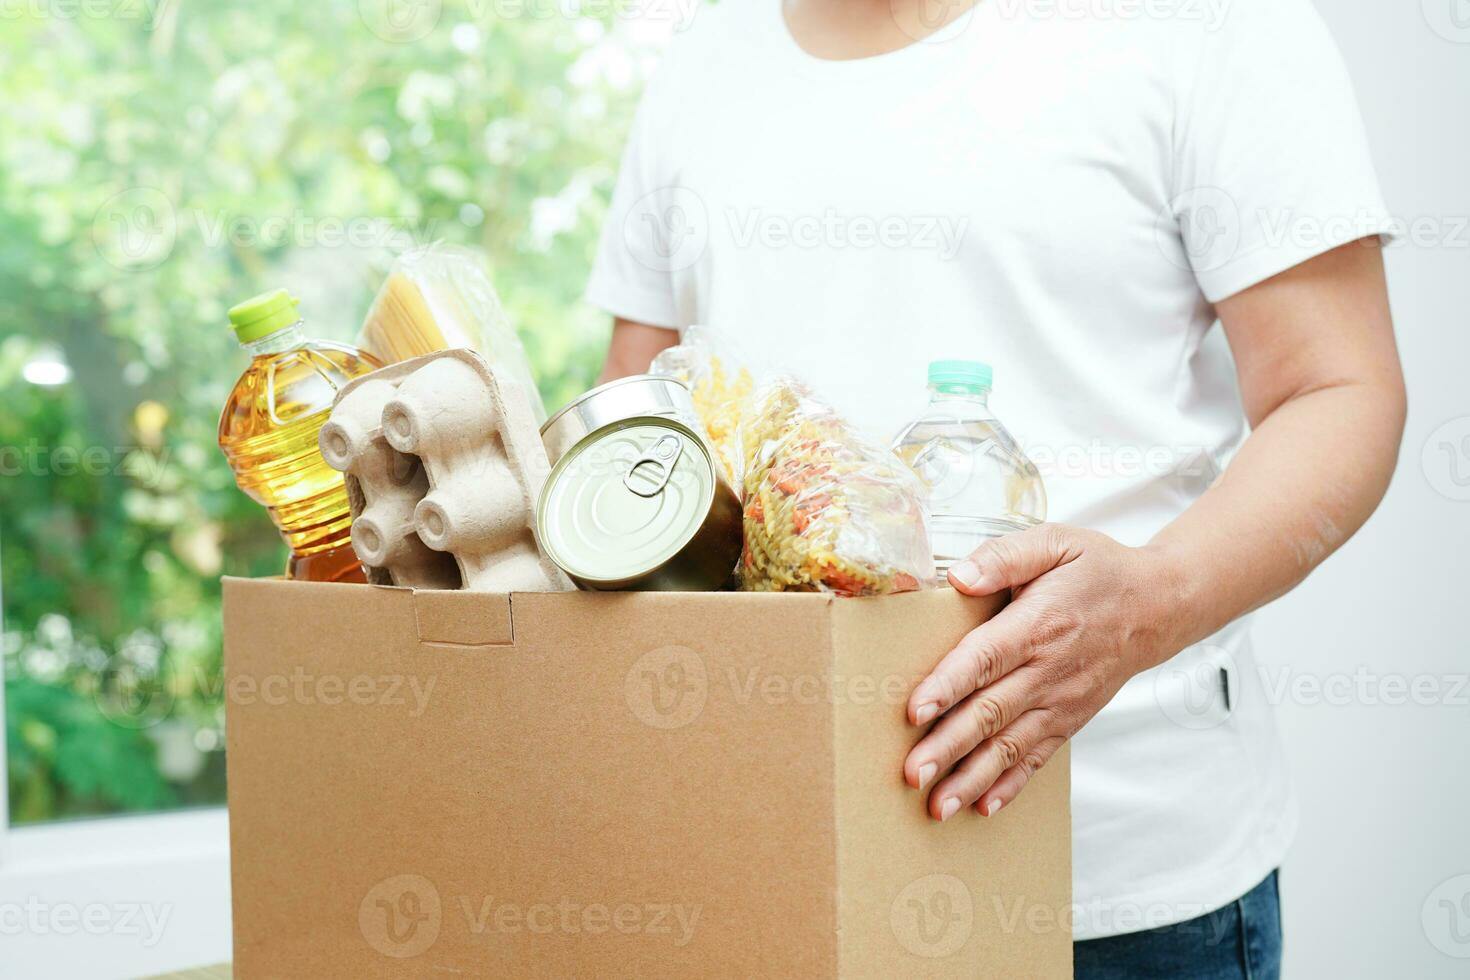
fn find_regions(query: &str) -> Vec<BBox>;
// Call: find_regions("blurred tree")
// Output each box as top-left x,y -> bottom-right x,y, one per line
0,0 -> 655,822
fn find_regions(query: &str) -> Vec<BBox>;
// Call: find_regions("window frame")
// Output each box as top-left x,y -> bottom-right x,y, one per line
1,530 -> 9,867
1,533 -> 232,976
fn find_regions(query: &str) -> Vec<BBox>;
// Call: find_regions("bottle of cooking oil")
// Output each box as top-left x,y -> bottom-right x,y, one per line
218,289 -> 382,583
891,359 -> 1047,573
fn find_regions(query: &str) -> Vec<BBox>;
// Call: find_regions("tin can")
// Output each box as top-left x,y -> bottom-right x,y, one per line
537,417 -> 742,591
540,375 -> 702,465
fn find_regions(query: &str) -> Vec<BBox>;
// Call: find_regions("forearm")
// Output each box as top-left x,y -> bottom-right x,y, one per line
906,243 -> 1404,819
1146,378 -> 1404,654
597,344 -> 650,385
597,318 -> 680,384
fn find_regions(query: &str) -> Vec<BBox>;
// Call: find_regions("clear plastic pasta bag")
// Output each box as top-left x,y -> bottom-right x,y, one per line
355,244 -> 547,422
736,380 -> 936,596
649,325 -> 757,488
652,329 -> 934,596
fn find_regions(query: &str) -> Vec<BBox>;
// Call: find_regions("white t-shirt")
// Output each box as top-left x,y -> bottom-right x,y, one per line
587,0 -> 1393,939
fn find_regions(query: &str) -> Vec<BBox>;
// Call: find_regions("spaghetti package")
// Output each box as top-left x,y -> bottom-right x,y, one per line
355,245 -> 547,422
652,329 -> 935,596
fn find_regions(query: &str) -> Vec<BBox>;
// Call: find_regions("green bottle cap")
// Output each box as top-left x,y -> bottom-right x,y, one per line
227,289 -> 301,343
927,359 -> 993,394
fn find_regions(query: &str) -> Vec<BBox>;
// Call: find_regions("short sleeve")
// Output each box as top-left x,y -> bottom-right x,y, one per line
584,63 -> 685,330
1170,0 -> 1394,303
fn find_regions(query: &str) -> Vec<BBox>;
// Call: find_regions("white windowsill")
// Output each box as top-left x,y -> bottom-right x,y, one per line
0,808 -> 233,980
2,807 -> 229,875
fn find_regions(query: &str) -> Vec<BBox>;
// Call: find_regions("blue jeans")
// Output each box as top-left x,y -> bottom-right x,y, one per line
1074,872 -> 1281,980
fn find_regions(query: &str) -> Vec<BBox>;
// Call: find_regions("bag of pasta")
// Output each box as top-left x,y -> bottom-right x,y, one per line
649,325 -> 757,488
737,380 -> 936,596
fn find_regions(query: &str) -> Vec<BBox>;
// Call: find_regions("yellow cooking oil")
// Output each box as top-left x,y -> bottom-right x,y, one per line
217,289 -> 382,583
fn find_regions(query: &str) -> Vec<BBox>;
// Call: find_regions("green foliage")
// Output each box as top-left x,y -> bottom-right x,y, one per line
1,2 -> 648,822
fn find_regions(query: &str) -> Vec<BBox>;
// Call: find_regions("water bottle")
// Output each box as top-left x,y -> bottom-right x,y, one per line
891,359 -> 1047,572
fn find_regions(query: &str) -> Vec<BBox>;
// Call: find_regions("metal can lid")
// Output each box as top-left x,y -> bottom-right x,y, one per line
539,374 -> 702,467
539,418 -> 716,585
540,374 -> 692,436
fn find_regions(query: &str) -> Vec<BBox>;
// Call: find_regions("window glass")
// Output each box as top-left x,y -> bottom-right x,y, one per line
2,5 -> 656,824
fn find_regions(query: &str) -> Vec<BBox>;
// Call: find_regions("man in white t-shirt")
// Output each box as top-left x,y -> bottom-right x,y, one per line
587,1 -> 1406,975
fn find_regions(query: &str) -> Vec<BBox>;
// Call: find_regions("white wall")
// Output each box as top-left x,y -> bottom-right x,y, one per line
1256,2 -> 1470,977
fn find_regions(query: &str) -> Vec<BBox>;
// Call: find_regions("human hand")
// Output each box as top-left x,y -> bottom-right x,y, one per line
903,524 -> 1188,820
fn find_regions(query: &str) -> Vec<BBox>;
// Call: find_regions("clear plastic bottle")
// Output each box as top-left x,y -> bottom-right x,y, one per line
891,359 -> 1047,572
218,289 -> 382,583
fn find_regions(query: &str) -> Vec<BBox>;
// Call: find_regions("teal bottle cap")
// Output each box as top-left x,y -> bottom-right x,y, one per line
927,359 -> 993,393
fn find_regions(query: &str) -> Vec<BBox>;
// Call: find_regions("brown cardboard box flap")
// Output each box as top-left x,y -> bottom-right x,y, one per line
413,589 -> 514,647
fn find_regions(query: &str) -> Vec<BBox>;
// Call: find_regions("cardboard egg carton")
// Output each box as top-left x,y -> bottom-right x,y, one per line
319,349 -> 572,593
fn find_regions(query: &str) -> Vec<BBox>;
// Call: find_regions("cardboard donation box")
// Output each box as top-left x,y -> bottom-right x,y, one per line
223,578 -> 1072,978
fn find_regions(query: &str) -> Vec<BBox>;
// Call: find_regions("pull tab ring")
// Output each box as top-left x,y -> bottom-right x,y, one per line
624,433 -> 683,498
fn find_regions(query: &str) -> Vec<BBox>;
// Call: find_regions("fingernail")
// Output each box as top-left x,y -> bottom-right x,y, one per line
984,798 -> 1004,817
917,763 -> 937,791
939,798 -> 961,822
914,702 -> 938,725
949,560 -> 981,589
